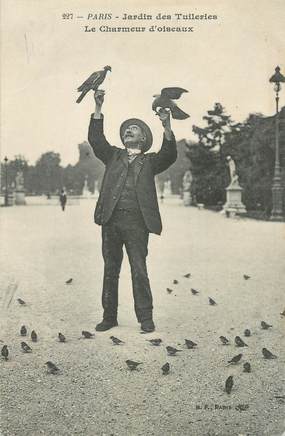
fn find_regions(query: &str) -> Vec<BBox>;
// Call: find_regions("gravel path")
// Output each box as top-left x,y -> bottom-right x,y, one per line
0,198 -> 285,436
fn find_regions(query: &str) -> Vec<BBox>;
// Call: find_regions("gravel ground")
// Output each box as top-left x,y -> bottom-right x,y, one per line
0,198 -> 285,436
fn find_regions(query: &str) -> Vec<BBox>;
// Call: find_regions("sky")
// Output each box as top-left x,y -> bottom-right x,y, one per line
1,0 -> 285,165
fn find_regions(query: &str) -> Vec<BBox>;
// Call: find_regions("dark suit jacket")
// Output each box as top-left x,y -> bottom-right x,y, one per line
88,115 -> 177,235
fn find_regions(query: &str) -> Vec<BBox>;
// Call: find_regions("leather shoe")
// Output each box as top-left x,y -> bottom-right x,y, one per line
95,319 -> 118,332
141,319 -> 155,333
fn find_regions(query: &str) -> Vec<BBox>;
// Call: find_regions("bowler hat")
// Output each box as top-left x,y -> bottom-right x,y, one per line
120,118 -> 153,152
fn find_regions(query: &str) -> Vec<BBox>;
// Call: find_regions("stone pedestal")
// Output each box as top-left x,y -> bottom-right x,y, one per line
223,183 -> 246,215
183,191 -> 192,206
15,190 -> 26,205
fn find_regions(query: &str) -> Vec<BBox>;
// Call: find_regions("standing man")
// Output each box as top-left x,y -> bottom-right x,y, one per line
59,189 -> 67,211
88,90 -> 177,333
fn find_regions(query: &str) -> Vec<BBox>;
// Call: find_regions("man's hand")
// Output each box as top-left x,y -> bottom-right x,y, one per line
93,90 -> 105,119
157,108 -> 172,140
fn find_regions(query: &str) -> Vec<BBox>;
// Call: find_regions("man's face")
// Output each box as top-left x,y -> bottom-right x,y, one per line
123,125 -> 145,149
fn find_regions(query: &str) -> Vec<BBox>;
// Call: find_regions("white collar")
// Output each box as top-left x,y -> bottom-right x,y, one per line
126,148 -> 142,156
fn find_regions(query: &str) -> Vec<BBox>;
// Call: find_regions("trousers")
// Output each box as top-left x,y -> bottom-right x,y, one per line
101,209 -> 153,322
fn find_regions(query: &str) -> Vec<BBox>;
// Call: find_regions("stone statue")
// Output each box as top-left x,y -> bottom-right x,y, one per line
15,171 -> 24,190
226,156 -> 239,186
183,170 -> 192,191
182,170 -> 192,206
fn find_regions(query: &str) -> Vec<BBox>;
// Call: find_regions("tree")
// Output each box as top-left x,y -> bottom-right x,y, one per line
224,107 -> 285,214
186,103 -> 239,205
34,152 -> 62,194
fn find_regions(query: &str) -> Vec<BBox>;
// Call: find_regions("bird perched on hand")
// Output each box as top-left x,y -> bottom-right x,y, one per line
161,362 -> 170,375
58,333 -> 66,343
219,336 -> 230,345
65,278 -> 73,284
152,87 -> 189,120
227,353 -> 242,364
20,325 -> 27,336
191,288 -> 199,295
126,360 -> 142,371
110,336 -> 124,345
166,346 -> 182,356
21,342 -> 32,353
185,339 -> 197,349
209,297 -> 217,306
225,375 -> 234,394
261,321 -> 272,330
243,362 -> 251,373
82,331 -> 95,339
17,298 -> 26,305
76,66 -> 111,103
147,338 -> 162,346
45,361 -> 60,374
244,329 -> 251,337
262,347 -> 277,359
1,345 -> 9,360
235,336 -> 248,347
31,330 -> 37,342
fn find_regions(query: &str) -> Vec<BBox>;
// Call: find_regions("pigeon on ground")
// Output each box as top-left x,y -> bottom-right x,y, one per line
20,325 -> 27,336
173,280 -> 179,285
58,333 -> 66,343
82,331 -> 95,339
219,336 -> 230,345
110,336 -> 124,345
185,339 -> 197,349
262,348 -> 277,359
191,288 -> 199,295
147,338 -> 162,346
1,345 -> 8,360
225,376 -> 234,394
184,273 -> 191,278
152,87 -> 189,120
45,361 -> 60,374
166,346 -> 182,356
76,66 -> 112,103
209,297 -> 217,305
261,321 -> 272,330
280,309 -> 285,317
166,288 -> 173,294
31,330 -> 37,342
65,278 -> 73,284
17,298 -> 26,305
161,362 -> 170,375
244,329 -> 251,337
21,342 -> 32,353
243,274 -> 251,280
126,360 -> 142,371
243,362 -> 251,373
235,336 -> 248,347
227,353 -> 242,364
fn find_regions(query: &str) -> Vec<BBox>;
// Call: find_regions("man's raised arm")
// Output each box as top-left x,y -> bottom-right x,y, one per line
88,90 -> 115,165
151,110 -> 177,175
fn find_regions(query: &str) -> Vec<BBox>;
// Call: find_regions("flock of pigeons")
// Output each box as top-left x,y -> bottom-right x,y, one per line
1,273 -> 284,395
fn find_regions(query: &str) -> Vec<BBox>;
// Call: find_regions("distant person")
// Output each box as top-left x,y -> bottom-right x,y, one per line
87,89 -> 177,333
59,189 -> 67,211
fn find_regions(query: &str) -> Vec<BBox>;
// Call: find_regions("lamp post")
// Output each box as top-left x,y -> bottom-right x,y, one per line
269,66 -> 285,221
4,156 -> 9,207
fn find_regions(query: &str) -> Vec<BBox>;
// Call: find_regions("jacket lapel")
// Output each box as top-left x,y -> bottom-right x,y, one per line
119,150 -> 129,168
